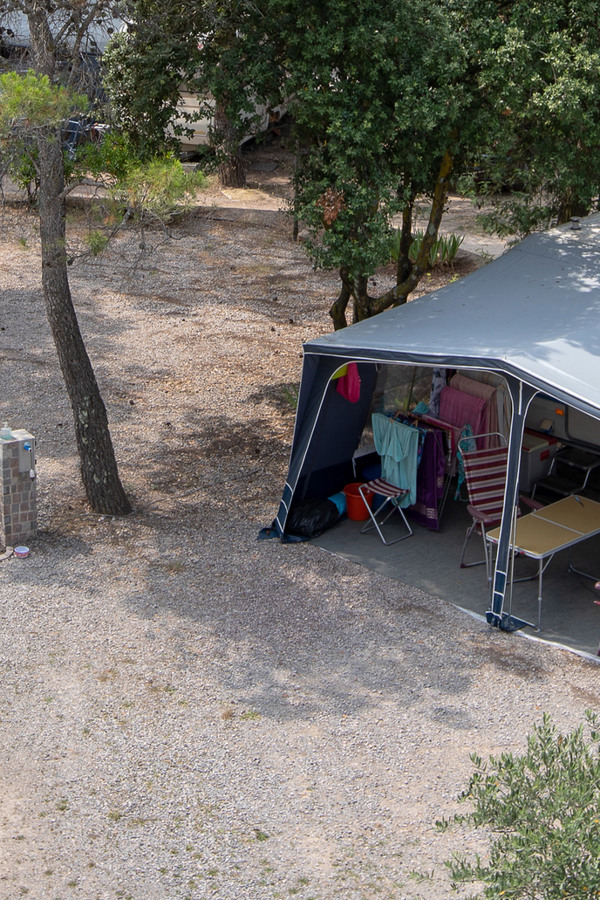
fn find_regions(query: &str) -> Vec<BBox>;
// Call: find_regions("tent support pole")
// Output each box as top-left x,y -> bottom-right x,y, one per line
486,378 -> 538,632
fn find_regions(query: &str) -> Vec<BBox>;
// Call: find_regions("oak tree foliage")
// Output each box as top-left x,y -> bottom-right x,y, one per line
101,0 -> 600,325
462,0 -> 600,237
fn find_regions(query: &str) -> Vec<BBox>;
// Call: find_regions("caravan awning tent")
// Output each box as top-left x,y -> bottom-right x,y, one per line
275,214 -> 600,630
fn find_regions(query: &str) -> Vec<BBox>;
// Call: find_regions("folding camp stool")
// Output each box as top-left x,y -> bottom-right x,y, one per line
358,478 -> 413,545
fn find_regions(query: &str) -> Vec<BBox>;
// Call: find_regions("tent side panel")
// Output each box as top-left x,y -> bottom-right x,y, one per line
294,363 -> 377,502
275,354 -> 346,536
274,357 -> 376,537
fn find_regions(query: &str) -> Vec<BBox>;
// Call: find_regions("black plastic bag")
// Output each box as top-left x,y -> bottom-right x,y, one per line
286,498 -> 342,539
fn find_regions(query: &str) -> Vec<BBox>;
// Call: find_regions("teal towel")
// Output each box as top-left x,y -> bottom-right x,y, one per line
372,413 -> 419,507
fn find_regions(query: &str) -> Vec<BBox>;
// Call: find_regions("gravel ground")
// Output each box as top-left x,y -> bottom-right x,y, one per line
1,173 -> 600,900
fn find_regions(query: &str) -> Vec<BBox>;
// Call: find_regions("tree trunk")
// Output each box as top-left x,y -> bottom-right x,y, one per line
213,102 -> 246,188
37,130 -> 131,515
24,6 -> 131,516
367,145 -> 455,318
329,268 -> 352,330
556,193 -> 588,226
352,274 -> 371,323
393,146 -> 454,306
395,201 -> 414,287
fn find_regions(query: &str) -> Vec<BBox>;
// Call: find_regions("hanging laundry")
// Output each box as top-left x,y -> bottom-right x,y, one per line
372,413 -> 420,507
406,429 -> 446,530
450,373 -> 499,446
392,412 -> 448,529
429,368 -> 447,417
439,385 -> 487,441
336,362 -> 361,402
412,400 -> 430,416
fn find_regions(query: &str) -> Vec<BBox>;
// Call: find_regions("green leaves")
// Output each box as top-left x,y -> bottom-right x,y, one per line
467,0 -> 600,234
446,712 -> 600,899
109,0 -> 486,320
0,70 -> 88,134
112,0 -> 600,321
0,70 -> 89,198
285,0 -> 471,279
110,156 -> 205,222
388,229 -> 464,268
101,27 -> 195,158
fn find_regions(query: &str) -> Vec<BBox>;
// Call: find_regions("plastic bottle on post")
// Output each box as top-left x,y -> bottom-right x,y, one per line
0,422 -> 12,440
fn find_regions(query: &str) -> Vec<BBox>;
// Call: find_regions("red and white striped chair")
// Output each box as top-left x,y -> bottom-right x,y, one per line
358,478 -> 413,545
459,431 -> 547,581
459,436 -> 510,579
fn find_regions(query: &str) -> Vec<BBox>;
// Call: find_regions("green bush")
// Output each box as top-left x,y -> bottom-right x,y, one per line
82,135 -> 206,225
441,712 -> 600,899
110,156 -> 206,223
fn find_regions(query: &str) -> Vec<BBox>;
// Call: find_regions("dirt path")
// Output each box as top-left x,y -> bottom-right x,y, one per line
198,142 -> 509,260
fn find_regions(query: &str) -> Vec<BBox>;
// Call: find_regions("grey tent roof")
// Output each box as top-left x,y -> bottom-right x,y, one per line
305,214 -> 600,419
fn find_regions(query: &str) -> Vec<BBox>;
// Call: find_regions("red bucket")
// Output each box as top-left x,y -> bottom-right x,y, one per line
343,482 -> 372,521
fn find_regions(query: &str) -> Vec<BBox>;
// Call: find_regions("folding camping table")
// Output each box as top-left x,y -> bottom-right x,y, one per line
486,494 -> 600,631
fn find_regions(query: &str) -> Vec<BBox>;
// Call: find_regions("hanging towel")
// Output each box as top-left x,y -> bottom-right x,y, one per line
439,386 -> 487,440
336,362 -> 361,402
450,373 -> 499,446
372,413 -> 419,507
407,429 -> 446,530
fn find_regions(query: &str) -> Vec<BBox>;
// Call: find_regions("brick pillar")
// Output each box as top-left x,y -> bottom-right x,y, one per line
0,430 -> 37,550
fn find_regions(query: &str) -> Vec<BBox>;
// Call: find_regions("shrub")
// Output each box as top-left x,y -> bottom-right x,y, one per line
110,156 -> 206,223
441,712 -> 600,899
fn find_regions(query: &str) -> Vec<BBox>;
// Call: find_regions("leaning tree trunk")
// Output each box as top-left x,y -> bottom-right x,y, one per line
329,267 -> 352,330
366,146 -> 455,319
37,130 -> 131,515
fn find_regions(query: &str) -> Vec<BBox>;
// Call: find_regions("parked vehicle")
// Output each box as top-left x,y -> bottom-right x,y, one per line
169,87 -> 287,153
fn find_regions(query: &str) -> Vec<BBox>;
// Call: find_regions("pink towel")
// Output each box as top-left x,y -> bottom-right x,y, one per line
450,374 -> 499,447
439,386 -> 487,443
336,362 -> 361,402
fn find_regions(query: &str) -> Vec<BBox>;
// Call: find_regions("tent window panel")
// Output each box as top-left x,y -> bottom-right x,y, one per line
568,409 -> 600,446
354,365 -> 433,459
526,395 -> 600,448
371,365 -> 434,418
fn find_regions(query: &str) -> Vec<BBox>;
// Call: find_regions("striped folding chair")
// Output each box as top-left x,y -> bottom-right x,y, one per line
459,434 -> 510,579
358,478 -> 413,545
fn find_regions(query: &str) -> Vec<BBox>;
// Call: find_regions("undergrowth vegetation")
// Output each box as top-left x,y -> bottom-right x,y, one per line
439,712 -> 600,899
388,227 -> 464,269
